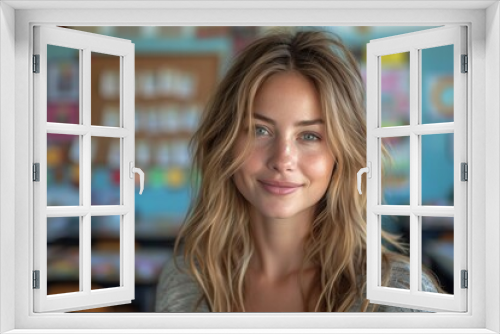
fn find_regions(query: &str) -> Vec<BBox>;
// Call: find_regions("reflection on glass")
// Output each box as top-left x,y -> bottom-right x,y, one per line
47,133 -> 79,206
91,216 -> 121,289
421,45 -> 454,124
47,44 -> 80,124
421,134 -> 454,206
47,217 -> 80,295
91,137 -> 121,205
381,137 -> 410,205
421,216 -> 454,294
92,52 -> 121,127
381,52 -> 410,127
381,215 -> 410,289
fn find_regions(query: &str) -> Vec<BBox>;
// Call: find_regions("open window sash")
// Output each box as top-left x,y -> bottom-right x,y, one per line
365,26 -> 467,312
33,26 -> 136,312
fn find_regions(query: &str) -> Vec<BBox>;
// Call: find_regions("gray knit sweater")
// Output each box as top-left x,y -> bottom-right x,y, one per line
155,255 -> 438,312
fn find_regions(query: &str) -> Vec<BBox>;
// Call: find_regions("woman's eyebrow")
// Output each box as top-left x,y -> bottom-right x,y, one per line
254,113 -> 324,126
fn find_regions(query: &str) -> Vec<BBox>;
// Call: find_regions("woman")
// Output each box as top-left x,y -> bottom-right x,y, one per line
156,28 -> 440,312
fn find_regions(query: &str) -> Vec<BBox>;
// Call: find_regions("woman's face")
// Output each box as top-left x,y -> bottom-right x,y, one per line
232,71 -> 335,221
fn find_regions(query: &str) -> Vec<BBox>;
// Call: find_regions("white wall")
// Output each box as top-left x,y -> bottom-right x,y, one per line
0,2 -> 16,333
486,2 -> 500,333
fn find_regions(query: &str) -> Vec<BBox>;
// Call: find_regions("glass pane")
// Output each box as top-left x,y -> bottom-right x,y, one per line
91,137 -> 121,205
91,216 -> 120,289
47,45 -> 80,124
421,45 -> 454,124
381,215 -> 410,289
381,52 -> 410,127
421,134 -> 454,206
381,137 -> 410,205
47,217 -> 80,295
47,133 -> 79,206
421,216 -> 454,294
91,52 -> 121,127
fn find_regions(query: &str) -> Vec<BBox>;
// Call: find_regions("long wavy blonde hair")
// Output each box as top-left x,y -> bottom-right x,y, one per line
174,28 -> 411,312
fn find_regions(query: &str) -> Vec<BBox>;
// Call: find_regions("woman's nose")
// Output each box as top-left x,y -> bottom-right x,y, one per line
267,137 -> 297,172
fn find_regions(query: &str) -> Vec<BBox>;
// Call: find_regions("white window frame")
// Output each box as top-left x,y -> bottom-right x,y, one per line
0,1 -> 499,333
365,26 -> 468,312
33,25 -> 136,313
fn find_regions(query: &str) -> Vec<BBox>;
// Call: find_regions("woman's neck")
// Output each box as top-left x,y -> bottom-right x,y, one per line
247,208 -> 314,282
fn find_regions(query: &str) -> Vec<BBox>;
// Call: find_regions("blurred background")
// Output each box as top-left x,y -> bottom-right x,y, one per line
45,26 -> 454,312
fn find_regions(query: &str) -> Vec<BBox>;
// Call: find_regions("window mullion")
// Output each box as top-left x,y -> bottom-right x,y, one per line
82,47 -> 91,208
82,214 -> 91,294
89,205 -> 129,216
413,123 -> 454,135
46,123 -> 88,135
78,48 -> 84,294
373,123 -> 454,138
409,47 -> 420,294
46,206 -> 89,217
374,53 -> 382,288
82,47 -> 92,294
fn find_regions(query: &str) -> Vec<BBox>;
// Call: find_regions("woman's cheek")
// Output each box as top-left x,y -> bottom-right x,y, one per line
304,152 -> 335,176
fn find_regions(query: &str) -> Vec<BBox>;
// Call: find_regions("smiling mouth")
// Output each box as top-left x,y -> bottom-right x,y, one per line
258,180 -> 302,195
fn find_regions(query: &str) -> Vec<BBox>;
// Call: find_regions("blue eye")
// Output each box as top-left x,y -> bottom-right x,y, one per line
302,133 -> 320,141
255,125 -> 270,137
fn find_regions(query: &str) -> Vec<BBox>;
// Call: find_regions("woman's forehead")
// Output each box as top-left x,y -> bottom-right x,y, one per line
250,72 -> 323,121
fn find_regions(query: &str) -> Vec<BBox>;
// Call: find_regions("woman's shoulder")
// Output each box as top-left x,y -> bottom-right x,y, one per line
155,255 -> 209,312
373,259 -> 439,312
387,260 -> 439,292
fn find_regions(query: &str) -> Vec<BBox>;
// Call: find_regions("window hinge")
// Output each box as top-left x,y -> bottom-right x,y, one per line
461,270 -> 468,289
33,54 -> 40,73
461,54 -> 468,73
33,163 -> 40,182
461,162 -> 468,181
33,270 -> 40,289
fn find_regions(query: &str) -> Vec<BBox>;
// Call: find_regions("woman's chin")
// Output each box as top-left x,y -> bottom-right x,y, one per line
257,206 -> 306,221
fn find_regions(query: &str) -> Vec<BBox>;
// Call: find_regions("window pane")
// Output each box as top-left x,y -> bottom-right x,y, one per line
91,52 -> 121,127
381,215 -> 410,289
47,45 -> 80,124
421,216 -> 454,294
91,137 -> 121,205
381,52 -> 410,127
47,133 -> 79,206
381,137 -> 410,205
47,217 -> 80,295
91,216 -> 121,290
421,133 -> 454,206
421,45 -> 454,124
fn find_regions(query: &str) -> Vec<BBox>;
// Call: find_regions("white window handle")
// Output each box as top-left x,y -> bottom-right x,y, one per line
357,162 -> 371,195
129,161 -> 145,195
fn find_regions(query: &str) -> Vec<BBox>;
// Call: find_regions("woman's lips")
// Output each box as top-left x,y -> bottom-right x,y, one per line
258,180 -> 302,195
